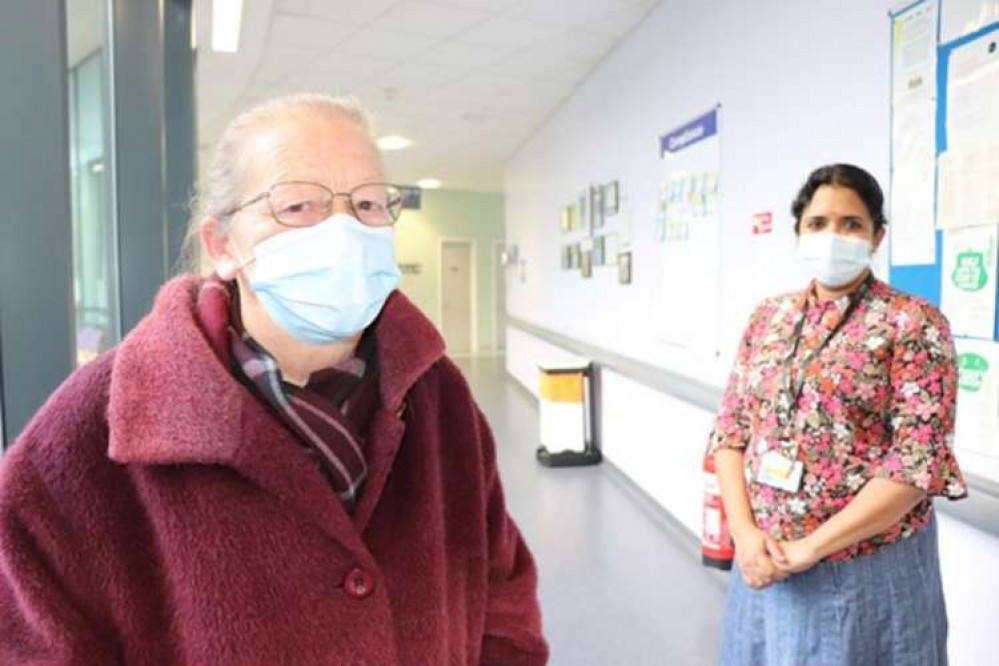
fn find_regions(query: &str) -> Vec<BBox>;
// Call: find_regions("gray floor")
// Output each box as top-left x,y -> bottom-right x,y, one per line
454,355 -> 728,666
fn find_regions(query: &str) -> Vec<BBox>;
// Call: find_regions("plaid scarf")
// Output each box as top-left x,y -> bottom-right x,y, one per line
195,280 -> 380,511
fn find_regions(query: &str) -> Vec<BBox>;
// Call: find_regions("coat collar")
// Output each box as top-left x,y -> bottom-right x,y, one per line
107,276 -> 445,466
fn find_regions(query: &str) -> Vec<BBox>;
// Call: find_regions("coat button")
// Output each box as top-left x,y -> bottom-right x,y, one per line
344,568 -> 376,600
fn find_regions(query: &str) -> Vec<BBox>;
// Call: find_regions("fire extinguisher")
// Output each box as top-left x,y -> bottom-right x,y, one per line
702,451 -> 734,570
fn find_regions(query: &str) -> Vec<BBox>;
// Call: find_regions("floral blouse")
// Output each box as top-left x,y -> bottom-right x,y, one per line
709,278 -> 967,561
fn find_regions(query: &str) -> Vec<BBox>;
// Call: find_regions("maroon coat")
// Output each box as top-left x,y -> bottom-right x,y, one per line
0,277 -> 548,665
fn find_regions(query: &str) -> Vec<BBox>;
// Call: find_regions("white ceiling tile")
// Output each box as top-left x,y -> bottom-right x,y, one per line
268,14 -> 357,49
485,76 -> 575,101
436,73 -> 529,98
308,51 -> 400,78
378,61 -> 472,87
457,17 -> 560,49
482,40 -> 595,79
336,28 -> 438,59
275,0 -> 403,25
242,78 -> 314,103
369,2 -> 490,38
537,29 -> 619,62
480,92 -> 566,116
517,77 -> 578,100
378,106 -> 492,135
506,0 -> 647,28
251,46 -> 325,84
422,0 -> 522,13
568,2 -> 656,37
282,69 -> 368,95
485,51 -> 593,83
262,44 -> 326,66
224,90 -> 276,118
414,41 -> 511,67
350,81 -> 436,116
372,115 -> 438,137
459,112 -> 539,136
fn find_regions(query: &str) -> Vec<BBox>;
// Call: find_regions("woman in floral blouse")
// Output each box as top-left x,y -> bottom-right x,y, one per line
710,164 -> 966,666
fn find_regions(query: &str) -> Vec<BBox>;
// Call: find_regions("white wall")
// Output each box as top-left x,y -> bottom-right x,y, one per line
600,367 -> 716,536
504,1 -> 999,664
936,513 -> 999,665
506,326 -> 580,397
505,0 -> 892,387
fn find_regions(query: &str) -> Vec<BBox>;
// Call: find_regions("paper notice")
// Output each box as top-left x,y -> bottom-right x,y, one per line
937,34 -> 999,229
954,338 -> 999,463
941,224 -> 998,338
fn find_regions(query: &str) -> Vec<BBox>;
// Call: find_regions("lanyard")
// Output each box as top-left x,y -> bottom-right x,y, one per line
778,274 -> 873,437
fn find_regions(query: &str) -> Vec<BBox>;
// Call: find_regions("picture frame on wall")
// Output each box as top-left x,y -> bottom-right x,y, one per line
604,233 -> 619,265
561,245 -> 570,270
591,184 -> 604,230
577,190 -> 589,232
593,235 -> 606,266
560,206 -> 572,233
618,251 -> 632,285
604,181 -> 620,215
581,250 -> 593,278
569,243 -> 580,269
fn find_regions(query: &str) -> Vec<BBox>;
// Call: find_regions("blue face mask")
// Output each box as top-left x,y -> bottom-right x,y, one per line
246,214 -> 401,345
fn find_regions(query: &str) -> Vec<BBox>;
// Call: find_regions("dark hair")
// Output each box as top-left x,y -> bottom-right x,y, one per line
791,163 -> 887,234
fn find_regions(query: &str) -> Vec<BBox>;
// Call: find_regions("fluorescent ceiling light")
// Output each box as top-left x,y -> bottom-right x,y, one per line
377,135 -> 413,151
417,178 -> 442,189
212,0 -> 244,53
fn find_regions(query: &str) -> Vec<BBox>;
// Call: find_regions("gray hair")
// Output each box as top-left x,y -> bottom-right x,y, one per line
181,93 -> 377,275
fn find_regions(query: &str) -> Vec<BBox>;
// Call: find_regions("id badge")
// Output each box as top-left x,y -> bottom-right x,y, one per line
756,450 -> 804,492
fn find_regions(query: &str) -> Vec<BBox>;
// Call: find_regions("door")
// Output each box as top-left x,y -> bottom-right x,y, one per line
494,241 -> 507,350
441,240 -> 473,354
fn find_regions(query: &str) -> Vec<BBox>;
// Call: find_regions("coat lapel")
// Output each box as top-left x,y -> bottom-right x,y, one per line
231,396 -> 366,553
350,292 -> 446,532
106,277 -> 446,547
351,408 -> 406,533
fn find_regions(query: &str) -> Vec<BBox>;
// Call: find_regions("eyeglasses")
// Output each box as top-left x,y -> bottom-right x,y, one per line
224,181 -> 404,227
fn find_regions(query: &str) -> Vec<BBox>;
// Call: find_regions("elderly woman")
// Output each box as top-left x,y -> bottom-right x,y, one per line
710,164 -> 966,665
0,94 -> 548,665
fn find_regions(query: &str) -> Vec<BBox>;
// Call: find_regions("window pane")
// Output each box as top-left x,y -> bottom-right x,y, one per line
67,0 -> 118,366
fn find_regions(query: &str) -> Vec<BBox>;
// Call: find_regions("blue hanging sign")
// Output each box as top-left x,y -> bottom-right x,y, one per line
659,108 -> 718,156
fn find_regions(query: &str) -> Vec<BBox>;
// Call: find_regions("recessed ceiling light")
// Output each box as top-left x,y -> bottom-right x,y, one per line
417,178 -> 442,189
211,0 -> 244,53
377,135 -> 413,151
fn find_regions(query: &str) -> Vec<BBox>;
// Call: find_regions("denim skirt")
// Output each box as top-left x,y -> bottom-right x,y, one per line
719,516 -> 948,666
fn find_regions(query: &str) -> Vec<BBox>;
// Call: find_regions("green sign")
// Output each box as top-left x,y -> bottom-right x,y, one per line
951,251 -> 988,292
958,352 -> 989,392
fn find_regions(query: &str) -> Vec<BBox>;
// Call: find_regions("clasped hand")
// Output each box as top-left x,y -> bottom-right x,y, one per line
733,527 -> 820,590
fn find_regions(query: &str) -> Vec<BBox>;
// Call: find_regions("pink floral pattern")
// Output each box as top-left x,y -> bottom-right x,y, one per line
710,278 -> 967,561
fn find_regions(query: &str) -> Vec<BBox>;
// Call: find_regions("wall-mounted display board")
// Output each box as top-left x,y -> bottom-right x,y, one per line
889,0 -> 999,485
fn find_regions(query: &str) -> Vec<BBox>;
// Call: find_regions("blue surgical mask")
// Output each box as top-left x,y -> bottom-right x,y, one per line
245,214 -> 401,345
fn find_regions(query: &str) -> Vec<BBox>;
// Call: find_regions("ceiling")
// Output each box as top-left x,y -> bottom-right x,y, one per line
194,0 -> 658,192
